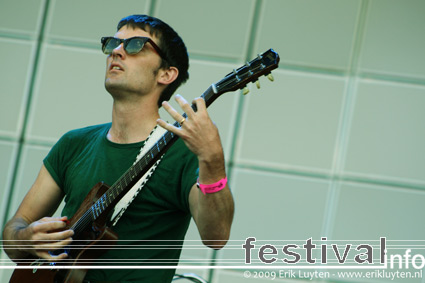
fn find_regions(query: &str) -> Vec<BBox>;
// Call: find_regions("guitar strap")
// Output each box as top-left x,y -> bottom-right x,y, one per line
110,125 -> 167,226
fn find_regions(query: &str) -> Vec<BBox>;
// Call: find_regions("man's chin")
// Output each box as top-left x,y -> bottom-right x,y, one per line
105,83 -> 141,101
105,82 -> 124,98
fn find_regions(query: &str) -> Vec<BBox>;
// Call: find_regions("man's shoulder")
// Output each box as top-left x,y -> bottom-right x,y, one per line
62,123 -> 111,142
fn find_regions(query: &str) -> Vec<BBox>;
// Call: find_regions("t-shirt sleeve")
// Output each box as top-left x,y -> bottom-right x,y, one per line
43,132 -> 72,190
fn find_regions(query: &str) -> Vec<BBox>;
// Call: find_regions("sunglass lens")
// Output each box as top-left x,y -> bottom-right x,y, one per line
126,38 -> 146,54
103,38 -> 120,54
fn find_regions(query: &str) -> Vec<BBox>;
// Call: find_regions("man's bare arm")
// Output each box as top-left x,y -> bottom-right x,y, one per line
2,165 -> 74,261
157,95 -> 234,249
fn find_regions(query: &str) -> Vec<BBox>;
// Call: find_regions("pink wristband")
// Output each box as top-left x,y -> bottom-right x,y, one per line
196,177 -> 227,195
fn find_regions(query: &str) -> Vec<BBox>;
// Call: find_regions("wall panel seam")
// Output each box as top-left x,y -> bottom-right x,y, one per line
321,0 -> 370,239
2,0 -> 51,229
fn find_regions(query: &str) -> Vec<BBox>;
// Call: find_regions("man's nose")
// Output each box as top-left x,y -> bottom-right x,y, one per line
111,43 -> 125,57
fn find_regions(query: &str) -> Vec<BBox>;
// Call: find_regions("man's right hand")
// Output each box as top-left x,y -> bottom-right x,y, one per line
2,165 -> 69,262
10,216 -> 74,262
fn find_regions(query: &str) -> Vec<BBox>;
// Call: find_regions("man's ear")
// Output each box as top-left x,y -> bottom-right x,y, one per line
157,66 -> 179,86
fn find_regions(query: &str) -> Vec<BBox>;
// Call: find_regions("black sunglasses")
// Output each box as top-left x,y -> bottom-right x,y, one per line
101,36 -> 168,61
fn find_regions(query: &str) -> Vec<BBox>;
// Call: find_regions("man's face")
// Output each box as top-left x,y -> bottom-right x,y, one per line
104,25 -> 163,100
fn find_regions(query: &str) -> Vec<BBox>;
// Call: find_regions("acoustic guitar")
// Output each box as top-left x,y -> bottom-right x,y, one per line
9,49 -> 280,283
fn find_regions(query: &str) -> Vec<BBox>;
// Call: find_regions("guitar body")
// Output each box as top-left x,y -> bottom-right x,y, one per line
10,182 -> 119,283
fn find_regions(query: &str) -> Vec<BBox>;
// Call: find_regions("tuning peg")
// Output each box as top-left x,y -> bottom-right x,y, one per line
267,73 -> 274,82
242,87 -> 250,95
255,80 -> 260,89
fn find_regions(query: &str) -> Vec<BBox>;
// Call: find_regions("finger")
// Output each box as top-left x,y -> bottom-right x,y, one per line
37,249 -> 69,262
48,252 -> 69,262
161,101 -> 183,123
39,216 -> 68,223
175,94 -> 195,117
48,229 -> 74,241
37,237 -> 73,252
192,97 -> 207,112
61,216 -> 71,225
32,220 -> 69,234
32,228 -> 74,243
156,118 -> 172,131
33,237 -> 73,261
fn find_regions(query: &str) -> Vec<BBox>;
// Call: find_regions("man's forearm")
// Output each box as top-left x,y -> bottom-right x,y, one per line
194,155 -> 234,249
2,217 -> 31,261
194,184 -> 234,249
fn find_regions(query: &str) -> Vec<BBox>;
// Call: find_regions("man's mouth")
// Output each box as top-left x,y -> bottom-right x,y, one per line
110,63 -> 124,71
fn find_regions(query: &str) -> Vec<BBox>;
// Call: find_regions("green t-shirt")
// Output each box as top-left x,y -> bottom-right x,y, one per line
43,123 -> 199,282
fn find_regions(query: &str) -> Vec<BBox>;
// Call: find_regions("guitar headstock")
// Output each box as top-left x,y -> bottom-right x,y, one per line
215,49 -> 280,96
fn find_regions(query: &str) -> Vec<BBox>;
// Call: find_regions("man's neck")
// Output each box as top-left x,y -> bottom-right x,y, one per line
108,97 -> 160,144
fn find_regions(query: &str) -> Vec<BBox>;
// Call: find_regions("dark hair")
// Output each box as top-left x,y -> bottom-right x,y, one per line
117,15 -> 189,107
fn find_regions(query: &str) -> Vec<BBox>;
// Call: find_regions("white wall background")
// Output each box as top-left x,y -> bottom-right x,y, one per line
1,0 -> 424,282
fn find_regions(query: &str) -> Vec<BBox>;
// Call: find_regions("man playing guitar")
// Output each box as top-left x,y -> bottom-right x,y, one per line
3,14 -> 234,283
